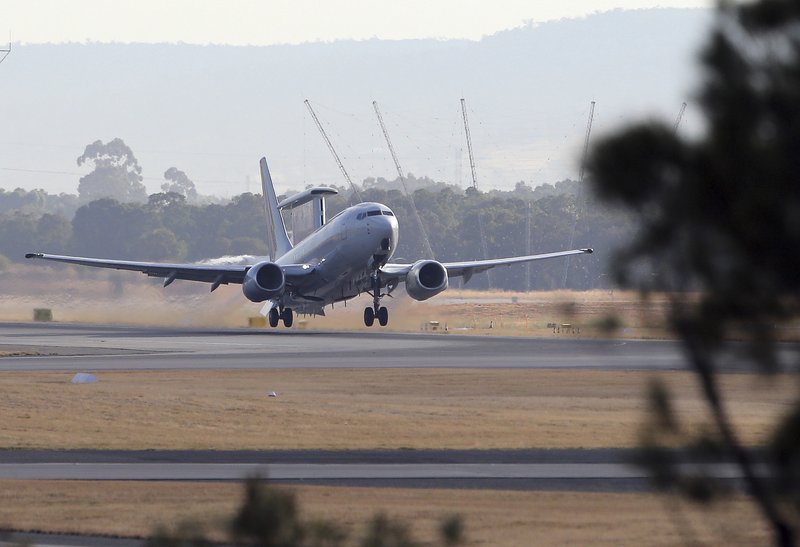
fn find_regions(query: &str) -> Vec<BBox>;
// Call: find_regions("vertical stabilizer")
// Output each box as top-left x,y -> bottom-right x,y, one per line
260,157 -> 293,260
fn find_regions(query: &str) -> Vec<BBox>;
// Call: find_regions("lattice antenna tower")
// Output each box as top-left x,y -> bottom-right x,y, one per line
372,101 -> 435,259
563,100 -> 596,287
460,98 -> 492,288
304,99 -> 363,204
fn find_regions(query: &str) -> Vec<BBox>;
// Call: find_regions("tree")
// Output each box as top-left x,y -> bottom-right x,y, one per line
587,0 -> 800,544
162,167 -> 198,202
70,198 -> 152,257
148,476 -> 462,547
77,138 -> 147,203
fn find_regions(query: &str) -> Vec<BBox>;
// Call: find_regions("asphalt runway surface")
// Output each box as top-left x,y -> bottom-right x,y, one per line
0,321 -> 694,372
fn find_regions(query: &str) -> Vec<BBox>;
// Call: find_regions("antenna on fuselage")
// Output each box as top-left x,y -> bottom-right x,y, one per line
373,100 -> 435,260
304,99 -> 363,204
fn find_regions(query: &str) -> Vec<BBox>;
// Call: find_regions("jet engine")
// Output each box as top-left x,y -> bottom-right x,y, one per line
405,260 -> 448,301
242,261 -> 285,302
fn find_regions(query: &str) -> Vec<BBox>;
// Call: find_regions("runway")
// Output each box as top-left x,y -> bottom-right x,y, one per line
0,321 -> 694,372
0,448 -> 748,492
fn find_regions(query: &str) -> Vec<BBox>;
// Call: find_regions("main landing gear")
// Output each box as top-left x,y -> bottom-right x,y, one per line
268,307 -> 293,328
364,272 -> 389,327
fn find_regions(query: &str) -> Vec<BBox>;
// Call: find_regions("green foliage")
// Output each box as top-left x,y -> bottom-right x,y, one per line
77,138 -> 147,203
149,477 -> 463,547
439,515 -> 465,547
359,513 -> 418,547
145,521 -> 213,547
229,477 -> 306,546
0,187 -> 79,218
162,167 -> 198,202
588,0 -> 800,544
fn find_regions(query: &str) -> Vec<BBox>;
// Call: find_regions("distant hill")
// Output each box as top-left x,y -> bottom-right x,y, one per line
0,8 -> 712,196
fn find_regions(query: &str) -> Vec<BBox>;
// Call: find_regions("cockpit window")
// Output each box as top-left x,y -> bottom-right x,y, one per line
357,212 -> 366,220
367,210 -> 381,216
382,211 -> 394,216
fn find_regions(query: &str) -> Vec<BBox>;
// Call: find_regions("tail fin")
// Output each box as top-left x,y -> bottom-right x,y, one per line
260,157 -> 293,260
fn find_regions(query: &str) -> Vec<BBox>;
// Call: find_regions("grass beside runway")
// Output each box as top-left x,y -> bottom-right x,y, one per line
0,480 -> 771,545
0,369 -> 791,450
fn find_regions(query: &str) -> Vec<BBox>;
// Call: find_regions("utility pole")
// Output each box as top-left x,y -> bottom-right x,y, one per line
304,99 -> 362,203
460,98 -> 492,287
563,100 -> 596,287
372,101 -> 435,259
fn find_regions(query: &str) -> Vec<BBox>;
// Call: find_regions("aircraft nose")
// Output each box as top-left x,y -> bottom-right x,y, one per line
377,212 -> 398,251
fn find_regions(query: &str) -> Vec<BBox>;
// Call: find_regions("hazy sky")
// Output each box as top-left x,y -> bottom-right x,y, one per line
5,0 -> 710,44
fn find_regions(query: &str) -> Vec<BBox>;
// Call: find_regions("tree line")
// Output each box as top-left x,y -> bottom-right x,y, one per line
0,138 -> 630,290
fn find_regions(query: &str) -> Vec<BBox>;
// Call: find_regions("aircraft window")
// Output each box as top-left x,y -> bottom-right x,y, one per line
382,211 -> 394,216
357,212 -> 366,220
367,210 -> 381,216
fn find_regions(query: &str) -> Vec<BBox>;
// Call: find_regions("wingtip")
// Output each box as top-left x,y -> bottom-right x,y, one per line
25,252 -> 41,259
583,248 -> 594,254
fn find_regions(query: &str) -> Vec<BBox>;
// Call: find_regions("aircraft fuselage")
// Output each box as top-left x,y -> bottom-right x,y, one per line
275,201 -> 398,312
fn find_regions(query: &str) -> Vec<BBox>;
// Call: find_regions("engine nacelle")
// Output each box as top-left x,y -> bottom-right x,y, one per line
405,260 -> 449,301
242,261 -> 286,302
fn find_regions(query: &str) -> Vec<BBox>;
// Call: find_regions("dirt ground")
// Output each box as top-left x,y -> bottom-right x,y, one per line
0,368 -> 794,450
0,481 -> 773,546
0,264 -> 676,337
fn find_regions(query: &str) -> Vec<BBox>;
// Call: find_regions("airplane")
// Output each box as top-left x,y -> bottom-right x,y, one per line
26,157 -> 593,328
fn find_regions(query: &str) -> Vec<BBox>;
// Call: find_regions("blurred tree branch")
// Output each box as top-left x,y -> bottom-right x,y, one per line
588,0 -> 800,545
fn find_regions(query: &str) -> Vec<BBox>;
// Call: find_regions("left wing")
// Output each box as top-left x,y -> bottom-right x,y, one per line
381,248 -> 593,284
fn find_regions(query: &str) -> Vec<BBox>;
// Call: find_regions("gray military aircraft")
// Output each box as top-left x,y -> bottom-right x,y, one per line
26,157 -> 593,328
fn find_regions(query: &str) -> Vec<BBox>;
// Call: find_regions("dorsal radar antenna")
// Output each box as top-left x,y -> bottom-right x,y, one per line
304,99 -> 363,204
372,100 -> 435,260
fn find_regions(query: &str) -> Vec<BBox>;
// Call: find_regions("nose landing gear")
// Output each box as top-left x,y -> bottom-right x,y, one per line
364,272 -> 390,327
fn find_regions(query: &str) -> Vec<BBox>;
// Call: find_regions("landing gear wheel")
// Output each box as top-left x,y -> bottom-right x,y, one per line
268,308 -> 279,328
377,306 -> 389,327
281,308 -> 293,328
364,307 -> 375,327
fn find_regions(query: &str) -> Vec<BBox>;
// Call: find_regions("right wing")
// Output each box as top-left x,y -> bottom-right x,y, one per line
25,252 -> 316,291
381,248 -> 593,285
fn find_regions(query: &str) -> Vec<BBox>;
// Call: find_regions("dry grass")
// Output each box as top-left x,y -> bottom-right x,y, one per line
0,480 -> 772,545
6,264 -> 800,340
0,265 -> 671,337
0,368 -> 794,450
